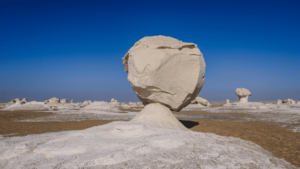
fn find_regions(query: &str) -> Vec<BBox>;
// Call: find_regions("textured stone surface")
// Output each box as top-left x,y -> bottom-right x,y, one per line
131,103 -> 188,130
22,98 -> 28,103
283,98 -> 296,105
235,88 -> 251,103
122,35 -> 206,111
60,99 -> 68,104
195,97 -> 211,107
47,97 -> 60,104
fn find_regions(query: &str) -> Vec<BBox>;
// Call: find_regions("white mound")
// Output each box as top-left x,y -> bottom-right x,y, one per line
81,101 -> 120,112
131,103 -> 187,130
0,121 -> 295,168
2,101 -> 51,111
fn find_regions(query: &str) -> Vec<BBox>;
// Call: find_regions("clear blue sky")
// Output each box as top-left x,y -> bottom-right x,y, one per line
0,0 -> 299,102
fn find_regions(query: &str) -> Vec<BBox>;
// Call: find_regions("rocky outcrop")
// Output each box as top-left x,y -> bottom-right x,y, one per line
192,97 -> 211,107
122,35 -> 206,111
277,100 -> 282,105
282,98 -> 296,105
70,100 -> 74,103
22,98 -> 28,104
60,99 -> 68,104
82,101 -> 119,112
47,97 -> 60,104
110,98 -> 120,106
235,88 -> 251,103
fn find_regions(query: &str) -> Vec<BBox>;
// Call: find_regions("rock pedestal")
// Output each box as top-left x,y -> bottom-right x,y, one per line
131,103 -> 188,130
235,88 -> 251,103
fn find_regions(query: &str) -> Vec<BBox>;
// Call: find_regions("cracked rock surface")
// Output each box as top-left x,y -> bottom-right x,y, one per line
122,35 -> 206,111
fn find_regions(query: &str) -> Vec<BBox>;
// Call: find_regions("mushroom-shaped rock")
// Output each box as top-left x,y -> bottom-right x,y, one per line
60,99 -> 68,104
226,99 -> 230,104
122,35 -> 206,111
110,98 -> 120,106
235,88 -> 251,103
48,97 -> 60,104
22,98 -> 28,104
70,100 -> 75,103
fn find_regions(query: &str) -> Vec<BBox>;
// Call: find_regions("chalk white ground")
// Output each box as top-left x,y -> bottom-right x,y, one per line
0,121 -> 296,169
181,103 -> 300,132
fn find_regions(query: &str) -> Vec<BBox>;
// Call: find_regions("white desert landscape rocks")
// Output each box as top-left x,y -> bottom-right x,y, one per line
235,88 -> 252,103
0,36 -> 300,168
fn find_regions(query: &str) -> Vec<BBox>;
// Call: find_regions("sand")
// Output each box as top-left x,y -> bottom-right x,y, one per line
0,111 -> 114,137
0,109 -> 299,167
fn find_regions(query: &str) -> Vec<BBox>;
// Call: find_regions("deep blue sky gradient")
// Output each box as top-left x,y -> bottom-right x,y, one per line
0,0 -> 299,102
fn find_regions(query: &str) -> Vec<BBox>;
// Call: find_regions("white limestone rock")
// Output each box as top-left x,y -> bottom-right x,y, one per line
47,97 -> 60,104
277,100 -> 282,105
82,101 -> 90,105
81,101 -> 119,112
283,98 -> 296,105
60,99 -> 68,104
194,97 -> 211,107
131,103 -> 187,130
235,88 -> 251,103
15,99 -> 23,105
122,35 -> 206,111
110,98 -> 120,106
226,99 -> 230,104
70,100 -> 75,104
22,98 -> 28,104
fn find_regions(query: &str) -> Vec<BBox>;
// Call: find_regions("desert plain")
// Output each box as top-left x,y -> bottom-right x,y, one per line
1,101 -> 300,168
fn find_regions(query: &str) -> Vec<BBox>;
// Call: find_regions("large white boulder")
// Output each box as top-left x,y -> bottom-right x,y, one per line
235,88 -> 251,103
122,35 -> 206,111
131,103 -> 187,130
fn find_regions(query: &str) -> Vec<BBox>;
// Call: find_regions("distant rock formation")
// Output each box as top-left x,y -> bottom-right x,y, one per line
191,97 -> 211,107
282,98 -> 295,105
235,88 -> 251,103
110,98 -> 120,106
22,98 -> 28,104
47,97 -> 60,104
70,100 -> 74,103
82,101 -> 119,112
277,100 -> 282,105
82,101 -> 90,105
60,99 -> 68,104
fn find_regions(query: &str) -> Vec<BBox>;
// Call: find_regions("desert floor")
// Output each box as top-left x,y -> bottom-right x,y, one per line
0,108 -> 300,167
